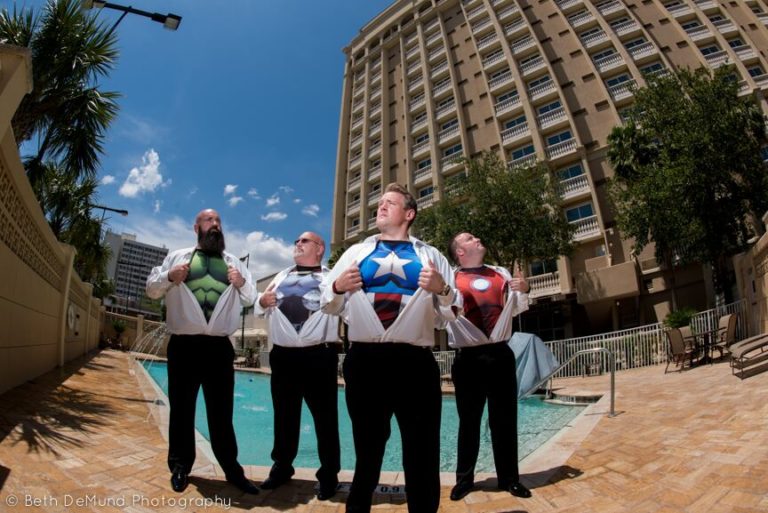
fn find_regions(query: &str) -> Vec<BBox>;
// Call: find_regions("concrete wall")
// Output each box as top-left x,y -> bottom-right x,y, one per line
0,44 -> 102,395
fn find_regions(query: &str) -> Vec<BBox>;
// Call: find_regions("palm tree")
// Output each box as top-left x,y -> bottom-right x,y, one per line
0,0 -> 120,187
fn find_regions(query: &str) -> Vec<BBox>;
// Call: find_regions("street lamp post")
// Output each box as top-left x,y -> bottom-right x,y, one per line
90,203 -> 129,223
81,1 -> 182,33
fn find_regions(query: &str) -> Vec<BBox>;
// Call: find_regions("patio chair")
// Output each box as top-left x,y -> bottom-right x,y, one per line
665,327 -> 698,373
710,313 -> 737,361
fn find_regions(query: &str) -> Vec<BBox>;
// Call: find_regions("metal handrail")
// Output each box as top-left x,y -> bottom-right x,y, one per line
527,347 -> 616,417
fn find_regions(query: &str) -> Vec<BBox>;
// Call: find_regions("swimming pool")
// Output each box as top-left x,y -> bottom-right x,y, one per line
141,360 -> 584,472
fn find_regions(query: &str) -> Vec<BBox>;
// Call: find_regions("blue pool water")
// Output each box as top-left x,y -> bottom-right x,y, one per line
142,361 -> 583,472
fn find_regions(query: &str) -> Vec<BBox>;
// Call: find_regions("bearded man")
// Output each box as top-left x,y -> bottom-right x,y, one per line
146,209 -> 259,494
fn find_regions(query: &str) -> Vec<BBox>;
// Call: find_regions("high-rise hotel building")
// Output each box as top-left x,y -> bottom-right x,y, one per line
331,0 -> 768,339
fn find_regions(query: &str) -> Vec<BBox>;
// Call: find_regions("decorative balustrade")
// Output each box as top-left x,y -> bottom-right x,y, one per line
546,138 -> 577,159
571,214 -> 600,240
528,272 -> 561,298
558,173 -> 589,198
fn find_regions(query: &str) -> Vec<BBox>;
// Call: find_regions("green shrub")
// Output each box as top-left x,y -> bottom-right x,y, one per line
664,307 -> 697,328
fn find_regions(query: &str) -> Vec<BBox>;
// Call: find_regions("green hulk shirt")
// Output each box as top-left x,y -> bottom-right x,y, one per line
185,250 -> 229,322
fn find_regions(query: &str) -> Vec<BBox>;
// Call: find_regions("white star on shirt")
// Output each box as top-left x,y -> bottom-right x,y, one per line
371,251 -> 412,280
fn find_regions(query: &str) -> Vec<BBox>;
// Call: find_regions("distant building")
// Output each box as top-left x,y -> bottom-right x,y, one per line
332,0 -> 768,338
104,231 -> 168,320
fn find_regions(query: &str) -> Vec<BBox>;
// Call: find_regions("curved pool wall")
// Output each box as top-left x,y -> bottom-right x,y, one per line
141,361 -> 584,473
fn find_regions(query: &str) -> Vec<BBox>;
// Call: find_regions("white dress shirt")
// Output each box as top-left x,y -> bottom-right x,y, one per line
446,264 -> 529,348
320,235 -> 461,347
146,247 -> 256,336
254,265 -> 340,348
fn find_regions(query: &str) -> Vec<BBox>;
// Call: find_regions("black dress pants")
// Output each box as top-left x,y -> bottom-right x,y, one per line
166,334 -> 244,481
268,343 -> 341,486
343,343 -> 441,513
451,341 -> 519,488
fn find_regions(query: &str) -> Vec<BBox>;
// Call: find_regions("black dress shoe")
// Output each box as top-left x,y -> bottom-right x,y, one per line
317,482 -> 338,501
450,482 -> 474,501
260,475 -> 290,490
508,482 -> 532,498
170,469 -> 189,493
228,477 -> 260,494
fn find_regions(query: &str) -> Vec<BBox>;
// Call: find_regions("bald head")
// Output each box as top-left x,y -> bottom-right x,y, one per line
293,231 -> 325,266
194,209 -> 225,252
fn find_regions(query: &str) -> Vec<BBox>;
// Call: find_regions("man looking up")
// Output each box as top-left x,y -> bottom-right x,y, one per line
146,209 -> 259,495
255,231 -> 341,501
321,183 -> 460,513
446,232 -> 532,501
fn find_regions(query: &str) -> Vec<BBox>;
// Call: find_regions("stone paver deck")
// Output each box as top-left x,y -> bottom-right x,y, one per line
1,349 -> 767,512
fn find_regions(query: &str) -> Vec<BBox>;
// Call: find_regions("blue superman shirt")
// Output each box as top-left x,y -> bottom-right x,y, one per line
359,240 -> 423,328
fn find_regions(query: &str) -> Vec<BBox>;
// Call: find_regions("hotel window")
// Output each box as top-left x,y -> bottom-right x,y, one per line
606,73 -> 632,87
727,38 -> 745,48
519,53 -> 541,66
511,144 -> 535,160
538,100 -> 562,115
558,163 -> 584,180
440,118 -> 458,130
443,143 -> 463,157
419,185 -> 434,197
624,37 -> 647,50
547,131 -> 573,146
680,20 -> 701,30
433,77 -> 450,89
530,259 -> 558,276
748,65 -> 765,77
639,62 -> 664,75
437,96 -> 455,109
496,89 -> 519,103
370,159 -> 381,169
415,133 -> 430,144
417,158 -> 432,169
504,114 -> 527,129
527,74 -> 551,89
707,13 -> 725,22
579,26 -> 602,40
699,44 -> 721,56
608,16 -> 631,29
489,68 -> 511,81
565,202 -> 594,222
412,112 -> 428,125
592,48 -> 616,61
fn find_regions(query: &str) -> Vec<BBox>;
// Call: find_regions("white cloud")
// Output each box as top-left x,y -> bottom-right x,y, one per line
101,175 -> 115,185
279,185 -> 294,194
119,149 -> 169,198
302,204 -> 320,217
248,188 -> 260,199
224,184 -> 238,196
153,200 -> 162,213
120,115 -> 168,145
228,196 -> 244,207
293,198 -> 302,204
261,212 -> 287,222
122,215 -> 294,279
266,194 -> 280,207
188,186 -> 198,198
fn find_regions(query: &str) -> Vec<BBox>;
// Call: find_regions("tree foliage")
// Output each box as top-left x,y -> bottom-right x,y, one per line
412,153 -> 574,269
607,66 -> 768,302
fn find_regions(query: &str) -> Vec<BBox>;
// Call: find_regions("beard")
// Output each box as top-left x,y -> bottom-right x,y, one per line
198,227 -> 226,253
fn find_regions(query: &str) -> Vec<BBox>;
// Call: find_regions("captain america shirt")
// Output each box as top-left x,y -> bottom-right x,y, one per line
358,240 -> 423,329
455,266 -> 508,338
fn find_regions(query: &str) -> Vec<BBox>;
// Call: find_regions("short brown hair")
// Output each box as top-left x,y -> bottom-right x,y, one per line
384,183 -> 418,226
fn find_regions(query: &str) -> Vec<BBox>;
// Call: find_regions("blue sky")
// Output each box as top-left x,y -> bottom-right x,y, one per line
19,0 -> 393,278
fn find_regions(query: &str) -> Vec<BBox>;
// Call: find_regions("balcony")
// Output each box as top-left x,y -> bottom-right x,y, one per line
581,30 -> 609,48
753,72 -> 768,88
424,18 -> 440,33
489,70 -> 514,90
369,121 -> 382,136
370,72 -> 382,85
608,79 -> 636,101
568,11 -> 595,28
367,190 -> 382,205
477,32 -> 500,51
346,225 -> 360,237
497,5 -> 519,21
428,46 -> 446,62
504,18 -> 527,37
411,117 -> 428,132
348,176 -> 362,190
438,124 -> 461,143
713,19 -> 737,35
368,142 -> 382,157
666,3 -> 693,17
466,4 -> 486,20
406,44 -> 420,60
407,61 -> 422,76
528,80 -> 557,100
352,100 -> 364,113
435,99 -> 457,118
347,200 -> 361,214
494,94 -> 521,115
613,20 -> 640,37
520,55 -> 546,76
685,25 -> 711,41
537,107 -> 568,129
441,153 -> 464,170
511,35 -> 536,55
555,0 -> 583,12
412,140 -> 431,157
593,52 -> 625,73
628,41 -> 657,61
545,138 -> 578,160
571,215 -> 601,241
414,165 -> 433,183
409,76 -> 423,92
369,165 -> 382,181
349,154 -> 362,168
431,60 -> 449,78
559,173 -> 590,200
597,0 -> 624,16
370,88 -> 381,101
351,117 -> 364,131
733,45 -> 756,60
410,95 -> 426,111
472,17 -> 493,35
367,217 -> 377,230
501,122 -> 531,145
509,153 -> 537,167
703,49 -> 729,68
483,50 -> 507,69
417,193 -> 435,209
528,272 -> 562,299
694,0 -> 717,10
426,31 -> 443,47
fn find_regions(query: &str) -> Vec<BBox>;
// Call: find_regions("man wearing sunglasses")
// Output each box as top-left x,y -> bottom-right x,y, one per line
146,209 -> 259,495
321,183 -> 460,513
255,231 -> 341,501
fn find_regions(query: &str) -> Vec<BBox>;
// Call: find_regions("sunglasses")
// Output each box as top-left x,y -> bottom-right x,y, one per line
294,238 -> 321,246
